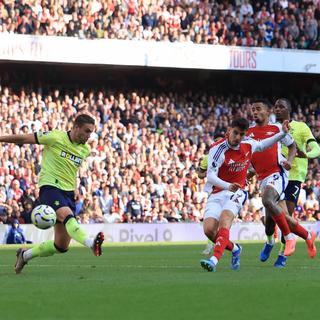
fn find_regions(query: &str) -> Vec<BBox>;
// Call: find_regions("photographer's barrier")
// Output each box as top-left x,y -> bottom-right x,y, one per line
0,34 -> 319,74
1,222 -> 319,244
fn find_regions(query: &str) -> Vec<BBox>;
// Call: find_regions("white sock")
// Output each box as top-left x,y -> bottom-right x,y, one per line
209,256 -> 218,265
266,236 -> 275,245
284,233 -> 295,241
23,249 -> 33,262
84,238 -> 94,248
232,244 -> 239,253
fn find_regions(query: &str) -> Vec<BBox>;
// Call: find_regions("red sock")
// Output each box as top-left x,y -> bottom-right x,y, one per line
274,227 -> 278,241
213,233 -> 234,251
225,240 -> 234,251
272,212 -> 291,236
291,223 -> 308,240
213,227 -> 230,261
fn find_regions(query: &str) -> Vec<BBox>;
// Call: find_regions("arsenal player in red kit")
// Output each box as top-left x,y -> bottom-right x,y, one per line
249,101 -> 316,266
200,117 -> 293,272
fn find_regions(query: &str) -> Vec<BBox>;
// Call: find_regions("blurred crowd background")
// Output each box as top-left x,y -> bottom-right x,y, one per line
0,83 -> 319,225
0,0 -> 319,226
0,0 -> 319,49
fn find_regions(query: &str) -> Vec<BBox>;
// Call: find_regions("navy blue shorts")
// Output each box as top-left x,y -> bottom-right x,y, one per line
39,186 -> 76,215
284,180 -> 302,205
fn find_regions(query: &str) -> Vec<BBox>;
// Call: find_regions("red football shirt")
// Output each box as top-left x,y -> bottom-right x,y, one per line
247,123 -> 294,180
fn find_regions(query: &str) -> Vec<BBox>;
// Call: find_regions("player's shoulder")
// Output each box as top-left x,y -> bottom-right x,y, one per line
290,120 -> 309,131
210,138 -> 227,149
241,136 -> 255,146
209,138 -> 228,157
84,143 -> 91,155
267,121 -> 282,131
37,129 -> 62,138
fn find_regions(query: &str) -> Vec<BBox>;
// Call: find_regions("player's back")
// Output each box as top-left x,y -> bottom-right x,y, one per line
247,123 -> 284,180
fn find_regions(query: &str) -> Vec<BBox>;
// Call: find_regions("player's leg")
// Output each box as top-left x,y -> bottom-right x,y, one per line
42,186 -> 104,256
202,217 -> 217,255
277,182 -> 316,259
201,210 -> 235,272
58,206 -> 104,256
203,216 -> 235,253
262,184 -> 296,256
285,181 -> 316,256
281,184 -> 316,257
203,217 -> 219,244
202,239 -> 214,255
201,192 -> 237,253
260,209 -> 276,262
201,190 -> 245,272
259,177 -> 277,258
14,223 -> 70,274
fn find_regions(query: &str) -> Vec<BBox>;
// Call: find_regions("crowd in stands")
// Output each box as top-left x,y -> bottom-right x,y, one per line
0,0 -> 319,49
0,84 -> 320,225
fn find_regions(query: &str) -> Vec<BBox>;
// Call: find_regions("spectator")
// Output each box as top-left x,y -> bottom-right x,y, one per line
5,219 -> 26,244
0,0 -> 318,49
0,84 -> 319,224
126,191 -> 143,222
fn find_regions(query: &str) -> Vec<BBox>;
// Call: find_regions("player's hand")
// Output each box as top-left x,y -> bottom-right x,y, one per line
296,148 -> 307,158
228,183 -> 241,192
281,160 -> 292,170
282,120 -> 290,133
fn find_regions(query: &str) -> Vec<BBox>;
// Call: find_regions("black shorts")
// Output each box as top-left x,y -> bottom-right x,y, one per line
39,186 -> 76,215
284,180 -> 302,205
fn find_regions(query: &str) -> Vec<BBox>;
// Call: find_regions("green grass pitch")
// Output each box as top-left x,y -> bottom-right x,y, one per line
0,242 -> 318,320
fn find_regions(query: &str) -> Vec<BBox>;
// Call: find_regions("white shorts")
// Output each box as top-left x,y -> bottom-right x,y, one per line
260,171 -> 288,201
204,189 -> 248,221
259,171 -> 288,217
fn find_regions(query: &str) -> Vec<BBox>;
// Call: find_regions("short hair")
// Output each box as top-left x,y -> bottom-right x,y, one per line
213,132 -> 225,140
276,98 -> 292,112
231,118 -> 249,131
253,99 -> 271,109
74,114 -> 95,127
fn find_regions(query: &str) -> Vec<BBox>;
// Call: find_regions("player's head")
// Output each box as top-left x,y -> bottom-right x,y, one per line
213,132 -> 225,142
251,99 -> 271,125
227,118 -> 249,147
72,114 -> 95,144
274,98 -> 291,122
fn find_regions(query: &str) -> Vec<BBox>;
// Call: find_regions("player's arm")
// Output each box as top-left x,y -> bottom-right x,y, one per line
296,125 -> 320,158
280,131 -> 296,170
206,148 -> 240,192
305,140 -> 320,158
282,142 -> 296,170
246,166 -> 256,183
252,120 -> 290,152
0,133 -> 37,145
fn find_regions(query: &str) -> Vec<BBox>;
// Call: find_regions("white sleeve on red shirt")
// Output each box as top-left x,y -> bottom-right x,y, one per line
246,131 -> 287,153
205,144 -> 231,190
273,123 -> 294,147
281,133 -> 294,147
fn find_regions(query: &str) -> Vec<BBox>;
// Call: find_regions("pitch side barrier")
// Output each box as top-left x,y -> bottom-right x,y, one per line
1,223 -> 319,244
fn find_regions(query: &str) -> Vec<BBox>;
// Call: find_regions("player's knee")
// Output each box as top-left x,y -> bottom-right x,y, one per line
262,197 -> 275,210
286,217 -> 296,229
204,228 -> 215,242
54,242 -> 69,253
